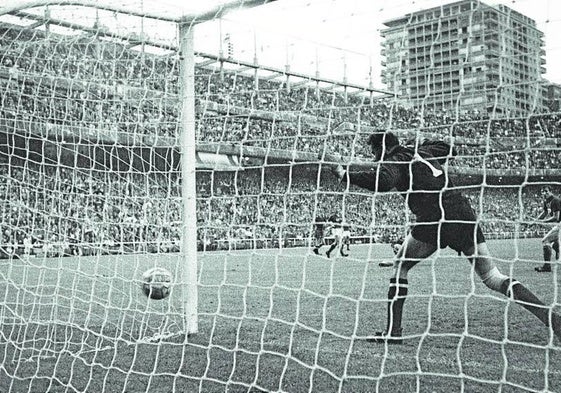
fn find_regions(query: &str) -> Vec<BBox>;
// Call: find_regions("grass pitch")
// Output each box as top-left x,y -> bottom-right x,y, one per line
1,239 -> 560,393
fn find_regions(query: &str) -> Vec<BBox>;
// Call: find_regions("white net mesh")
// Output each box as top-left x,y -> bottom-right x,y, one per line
1,1 -> 561,392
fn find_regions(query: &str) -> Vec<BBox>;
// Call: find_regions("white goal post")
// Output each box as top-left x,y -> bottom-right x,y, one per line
176,0 -> 279,336
178,20 -> 198,335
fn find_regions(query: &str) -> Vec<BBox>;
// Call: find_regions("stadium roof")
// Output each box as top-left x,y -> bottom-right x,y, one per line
0,0 -> 393,97
0,0 -> 276,24
0,0 -> 278,61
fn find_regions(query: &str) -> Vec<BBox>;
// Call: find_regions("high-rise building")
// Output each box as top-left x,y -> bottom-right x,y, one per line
544,82 -> 561,112
381,0 -> 546,116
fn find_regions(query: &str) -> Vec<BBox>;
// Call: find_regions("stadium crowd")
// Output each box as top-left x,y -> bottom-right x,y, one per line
0,157 -> 555,258
0,24 -> 560,257
2,26 -> 560,145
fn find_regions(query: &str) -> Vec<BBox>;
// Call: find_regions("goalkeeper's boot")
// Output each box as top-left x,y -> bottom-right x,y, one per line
535,264 -> 552,272
313,248 -> 320,255
366,329 -> 403,345
325,250 -> 331,258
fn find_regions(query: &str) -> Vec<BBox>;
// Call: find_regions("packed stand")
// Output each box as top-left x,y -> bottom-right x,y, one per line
2,23 -> 561,168
0,157 -> 555,257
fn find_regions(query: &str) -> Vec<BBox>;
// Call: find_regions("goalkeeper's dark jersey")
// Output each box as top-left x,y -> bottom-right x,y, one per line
345,141 -> 459,219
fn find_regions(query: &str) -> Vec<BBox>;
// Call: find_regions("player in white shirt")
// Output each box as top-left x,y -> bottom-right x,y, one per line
324,214 -> 348,258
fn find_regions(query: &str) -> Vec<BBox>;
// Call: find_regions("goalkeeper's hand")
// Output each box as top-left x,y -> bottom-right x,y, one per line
318,151 -> 346,180
331,164 -> 346,180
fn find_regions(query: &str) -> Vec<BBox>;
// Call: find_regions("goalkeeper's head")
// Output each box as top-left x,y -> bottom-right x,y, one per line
367,130 -> 399,162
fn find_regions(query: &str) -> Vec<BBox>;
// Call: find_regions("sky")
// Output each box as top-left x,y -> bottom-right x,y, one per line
3,0 -> 560,88
190,0 -> 561,88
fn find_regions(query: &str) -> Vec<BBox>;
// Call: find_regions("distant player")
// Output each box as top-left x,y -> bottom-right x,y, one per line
324,213 -> 349,258
535,187 -> 561,272
391,238 -> 403,255
341,222 -> 352,254
329,131 -> 561,343
312,215 -> 327,255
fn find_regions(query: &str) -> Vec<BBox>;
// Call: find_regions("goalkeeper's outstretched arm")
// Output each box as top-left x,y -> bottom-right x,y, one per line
331,161 -> 398,192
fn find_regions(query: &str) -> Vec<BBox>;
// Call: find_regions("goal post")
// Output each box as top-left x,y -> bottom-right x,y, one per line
178,0 -> 279,336
178,20 -> 198,335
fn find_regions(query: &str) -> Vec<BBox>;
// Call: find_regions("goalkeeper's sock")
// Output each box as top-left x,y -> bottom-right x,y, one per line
543,245 -> 552,261
368,278 -> 408,344
385,278 -> 408,334
500,280 -> 561,340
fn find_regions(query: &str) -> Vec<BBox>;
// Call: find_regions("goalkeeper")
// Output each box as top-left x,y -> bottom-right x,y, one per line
329,130 -> 561,344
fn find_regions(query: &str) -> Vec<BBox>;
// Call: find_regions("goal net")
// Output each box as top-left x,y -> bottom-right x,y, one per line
1,1 -> 560,392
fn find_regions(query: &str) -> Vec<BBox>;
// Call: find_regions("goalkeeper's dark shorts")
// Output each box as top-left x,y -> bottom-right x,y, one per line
411,196 -> 485,255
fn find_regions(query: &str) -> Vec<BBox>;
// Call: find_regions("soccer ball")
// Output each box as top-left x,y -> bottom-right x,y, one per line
142,267 -> 173,300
